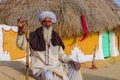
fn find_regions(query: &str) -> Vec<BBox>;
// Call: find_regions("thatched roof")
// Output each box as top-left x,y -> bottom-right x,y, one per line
108,0 -> 120,35
0,0 -> 120,38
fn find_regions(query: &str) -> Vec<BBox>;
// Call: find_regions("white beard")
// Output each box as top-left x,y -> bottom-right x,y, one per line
43,26 -> 53,44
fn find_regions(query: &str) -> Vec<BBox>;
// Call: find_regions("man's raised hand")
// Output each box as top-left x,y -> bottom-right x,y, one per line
17,17 -> 28,28
17,17 -> 28,35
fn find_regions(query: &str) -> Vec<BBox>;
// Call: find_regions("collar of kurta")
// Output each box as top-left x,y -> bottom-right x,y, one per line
29,27 -> 65,51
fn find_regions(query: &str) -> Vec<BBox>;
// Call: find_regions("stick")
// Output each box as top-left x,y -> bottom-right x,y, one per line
26,0 -> 30,80
90,46 -> 97,69
26,22 -> 30,80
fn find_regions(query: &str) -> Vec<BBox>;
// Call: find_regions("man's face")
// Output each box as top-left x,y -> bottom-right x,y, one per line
42,17 -> 53,28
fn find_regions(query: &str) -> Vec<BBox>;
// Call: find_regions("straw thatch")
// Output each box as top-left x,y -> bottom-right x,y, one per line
0,0 -> 120,38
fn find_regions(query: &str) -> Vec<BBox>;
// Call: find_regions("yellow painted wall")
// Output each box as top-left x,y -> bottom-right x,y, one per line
62,33 -> 99,55
2,29 -> 99,59
2,29 -> 26,60
62,37 -> 77,55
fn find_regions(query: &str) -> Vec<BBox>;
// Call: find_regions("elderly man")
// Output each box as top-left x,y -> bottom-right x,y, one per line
16,11 -> 83,80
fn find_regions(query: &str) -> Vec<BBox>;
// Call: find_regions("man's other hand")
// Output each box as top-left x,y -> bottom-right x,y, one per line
69,60 -> 81,71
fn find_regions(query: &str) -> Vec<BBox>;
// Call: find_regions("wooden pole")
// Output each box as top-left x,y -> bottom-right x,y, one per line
90,46 -> 97,69
26,21 -> 30,80
26,0 -> 30,80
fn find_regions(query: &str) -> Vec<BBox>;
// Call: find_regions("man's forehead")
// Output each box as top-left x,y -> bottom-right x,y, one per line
43,17 -> 52,21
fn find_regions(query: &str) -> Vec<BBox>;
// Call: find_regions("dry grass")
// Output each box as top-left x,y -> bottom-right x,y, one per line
0,0 -> 120,38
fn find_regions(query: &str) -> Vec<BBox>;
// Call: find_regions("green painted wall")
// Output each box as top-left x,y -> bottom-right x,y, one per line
102,32 -> 110,58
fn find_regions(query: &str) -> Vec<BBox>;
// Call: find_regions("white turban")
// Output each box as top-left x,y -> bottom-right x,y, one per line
39,11 -> 57,23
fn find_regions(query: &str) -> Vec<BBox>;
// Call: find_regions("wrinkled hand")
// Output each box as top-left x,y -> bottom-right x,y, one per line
69,60 -> 81,71
17,17 -> 28,35
17,17 -> 28,28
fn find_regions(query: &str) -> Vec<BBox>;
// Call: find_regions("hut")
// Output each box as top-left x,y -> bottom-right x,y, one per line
0,0 -> 120,62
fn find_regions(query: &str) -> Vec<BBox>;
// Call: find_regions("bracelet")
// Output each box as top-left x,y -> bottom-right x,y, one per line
18,31 -> 25,35
18,27 -> 24,35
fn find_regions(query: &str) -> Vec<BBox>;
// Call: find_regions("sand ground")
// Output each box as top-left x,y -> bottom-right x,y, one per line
81,56 -> 120,80
0,56 -> 120,80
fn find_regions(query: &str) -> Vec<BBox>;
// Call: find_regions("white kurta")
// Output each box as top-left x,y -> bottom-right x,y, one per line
16,34 -> 83,80
30,44 -> 71,77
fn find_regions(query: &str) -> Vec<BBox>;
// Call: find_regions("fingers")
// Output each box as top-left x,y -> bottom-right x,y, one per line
18,18 -> 28,24
74,62 -> 80,71
70,60 -> 80,71
18,17 -> 28,21
17,17 -> 28,28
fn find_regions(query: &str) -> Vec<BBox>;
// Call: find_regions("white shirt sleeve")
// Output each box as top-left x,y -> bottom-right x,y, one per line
58,46 -> 71,63
16,34 -> 27,50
